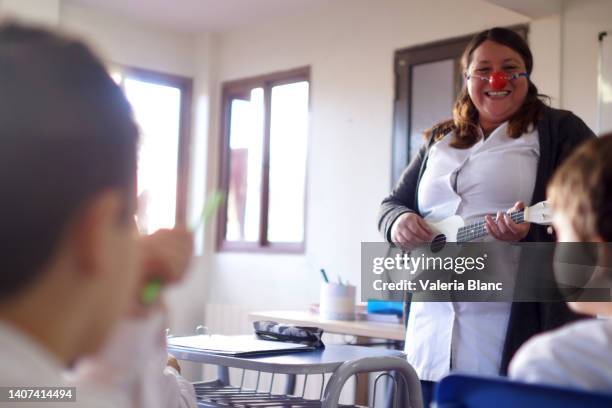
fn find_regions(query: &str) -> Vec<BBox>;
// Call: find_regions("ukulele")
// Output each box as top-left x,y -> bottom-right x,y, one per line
408,200 -> 553,253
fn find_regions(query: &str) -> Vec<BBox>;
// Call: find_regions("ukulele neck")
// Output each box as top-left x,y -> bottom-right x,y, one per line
456,210 -> 524,243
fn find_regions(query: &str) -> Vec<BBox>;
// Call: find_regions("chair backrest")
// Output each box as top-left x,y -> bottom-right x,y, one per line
435,374 -> 612,408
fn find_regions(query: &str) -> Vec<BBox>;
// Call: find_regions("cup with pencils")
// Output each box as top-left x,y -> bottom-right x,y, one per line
318,268 -> 356,321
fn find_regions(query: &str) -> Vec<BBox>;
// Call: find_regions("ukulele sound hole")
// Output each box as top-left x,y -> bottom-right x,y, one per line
430,234 -> 446,253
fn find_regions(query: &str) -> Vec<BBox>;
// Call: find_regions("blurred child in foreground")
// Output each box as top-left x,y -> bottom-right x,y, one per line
510,134 -> 612,392
0,23 -> 196,407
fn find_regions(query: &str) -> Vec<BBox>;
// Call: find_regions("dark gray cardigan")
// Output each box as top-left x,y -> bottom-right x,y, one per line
377,105 -> 595,375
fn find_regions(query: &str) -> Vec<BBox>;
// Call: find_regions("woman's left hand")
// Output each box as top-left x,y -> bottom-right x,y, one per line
485,201 -> 530,241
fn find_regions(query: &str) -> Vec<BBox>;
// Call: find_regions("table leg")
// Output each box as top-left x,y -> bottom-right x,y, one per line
217,365 -> 230,385
284,374 -> 297,395
356,373 -> 369,406
355,336 -> 369,406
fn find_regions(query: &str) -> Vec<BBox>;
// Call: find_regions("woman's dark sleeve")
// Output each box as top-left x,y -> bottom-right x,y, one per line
555,112 -> 596,167
526,110 -> 596,243
535,112 -> 596,342
377,143 -> 427,243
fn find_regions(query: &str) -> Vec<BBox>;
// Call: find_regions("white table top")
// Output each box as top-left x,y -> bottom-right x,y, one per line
249,310 -> 405,341
168,343 -> 406,375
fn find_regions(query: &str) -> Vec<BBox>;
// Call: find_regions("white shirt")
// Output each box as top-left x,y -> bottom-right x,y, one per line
509,318 -> 612,392
0,321 -> 124,408
404,122 -> 540,381
0,314 -> 197,408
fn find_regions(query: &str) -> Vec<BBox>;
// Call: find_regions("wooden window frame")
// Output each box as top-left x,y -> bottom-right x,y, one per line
119,66 -> 193,227
217,67 -> 310,253
391,25 -> 528,186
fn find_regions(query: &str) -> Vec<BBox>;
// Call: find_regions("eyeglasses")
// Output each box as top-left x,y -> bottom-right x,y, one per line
465,71 -> 529,91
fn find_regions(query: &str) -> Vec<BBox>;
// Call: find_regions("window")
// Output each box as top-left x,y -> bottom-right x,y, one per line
111,67 -> 192,233
218,67 -> 310,252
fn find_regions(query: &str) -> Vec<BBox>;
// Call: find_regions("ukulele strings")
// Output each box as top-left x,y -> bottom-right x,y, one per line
429,210 -> 525,245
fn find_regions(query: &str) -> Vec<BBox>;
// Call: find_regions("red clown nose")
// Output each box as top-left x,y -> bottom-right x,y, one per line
489,72 -> 507,91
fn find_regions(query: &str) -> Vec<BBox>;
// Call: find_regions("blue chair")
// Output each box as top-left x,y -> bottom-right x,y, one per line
435,374 -> 612,408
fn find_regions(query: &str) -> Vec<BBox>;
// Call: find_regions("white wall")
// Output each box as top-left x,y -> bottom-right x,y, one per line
165,32 -> 216,340
204,0 -> 530,316
59,1 -> 195,77
530,15 -> 562,107
562,0 -> 612,130
0,0 -> 60,26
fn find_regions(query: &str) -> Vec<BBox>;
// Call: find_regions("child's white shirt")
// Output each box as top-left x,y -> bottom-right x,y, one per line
0,320 -> 126,408
68,311 -> 197,408
509,317 -> 612,392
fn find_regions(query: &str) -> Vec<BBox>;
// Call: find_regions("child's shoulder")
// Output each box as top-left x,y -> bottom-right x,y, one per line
509,318 -> 612,390
519,318 -> 612,358
546,317 -> 611,340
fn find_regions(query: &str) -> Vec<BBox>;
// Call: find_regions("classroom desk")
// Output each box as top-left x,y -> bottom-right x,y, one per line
248,310 -> 405,341
168,342 -> 419,408
248,310 -> 406,405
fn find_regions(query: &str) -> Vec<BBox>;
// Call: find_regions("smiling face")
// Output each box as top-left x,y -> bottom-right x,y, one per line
466,40 -> 529,132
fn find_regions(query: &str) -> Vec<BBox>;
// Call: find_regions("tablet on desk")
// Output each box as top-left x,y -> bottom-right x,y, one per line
167,334 -> 315,357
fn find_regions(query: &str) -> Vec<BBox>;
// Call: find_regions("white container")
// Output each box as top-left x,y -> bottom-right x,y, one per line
319,282 -> 356,321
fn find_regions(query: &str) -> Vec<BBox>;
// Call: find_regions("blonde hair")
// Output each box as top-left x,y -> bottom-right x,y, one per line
547,134 -> 612,241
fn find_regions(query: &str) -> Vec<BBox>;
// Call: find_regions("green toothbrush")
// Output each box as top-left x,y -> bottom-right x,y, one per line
140,191 -> 224,305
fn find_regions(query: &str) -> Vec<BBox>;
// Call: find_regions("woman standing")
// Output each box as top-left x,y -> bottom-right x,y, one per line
378,27 -> 594,405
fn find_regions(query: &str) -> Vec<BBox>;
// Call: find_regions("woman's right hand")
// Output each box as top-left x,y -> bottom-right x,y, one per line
390,212 -> 434,249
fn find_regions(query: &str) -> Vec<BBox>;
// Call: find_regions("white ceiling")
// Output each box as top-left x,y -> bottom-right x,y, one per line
66,0 -> 334,33
482,0 -> 562,18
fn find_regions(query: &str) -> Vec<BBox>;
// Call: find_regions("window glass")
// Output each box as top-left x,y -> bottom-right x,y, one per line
267,81 -> 309,243
226,88 -> 264,242
124,78 -> 182,234
219,69 -> 309,252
